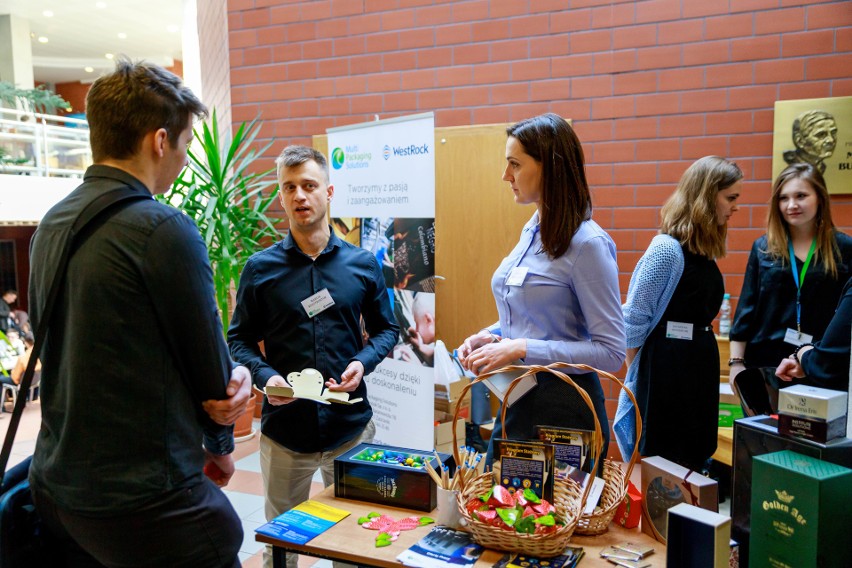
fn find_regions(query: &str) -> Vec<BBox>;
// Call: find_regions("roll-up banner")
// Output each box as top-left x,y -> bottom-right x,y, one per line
328,113 -> 436,451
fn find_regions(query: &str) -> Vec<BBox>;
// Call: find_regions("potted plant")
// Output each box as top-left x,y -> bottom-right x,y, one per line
158,110 -> 281,334
0,81 -> 71,115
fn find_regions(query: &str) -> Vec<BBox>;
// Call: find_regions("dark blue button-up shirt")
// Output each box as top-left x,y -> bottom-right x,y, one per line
228,231 -> 398,453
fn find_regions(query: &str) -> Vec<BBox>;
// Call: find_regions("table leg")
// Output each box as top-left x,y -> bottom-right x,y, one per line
272,546 -> 286,568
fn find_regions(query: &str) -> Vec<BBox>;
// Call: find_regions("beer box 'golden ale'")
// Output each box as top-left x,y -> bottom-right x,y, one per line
750,450 -> 852,567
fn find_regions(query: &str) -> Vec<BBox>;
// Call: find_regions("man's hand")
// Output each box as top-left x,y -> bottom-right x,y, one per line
463,338 -> 526,376
776,358 -> 805,382
203,451 -> 235,487
202,365 -> 252,425
265,374 -> 297,406
326,360 -> 364,392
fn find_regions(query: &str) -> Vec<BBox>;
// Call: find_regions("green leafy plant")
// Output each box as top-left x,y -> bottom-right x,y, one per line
0,81 -> 71,114
158,110 -> 281,334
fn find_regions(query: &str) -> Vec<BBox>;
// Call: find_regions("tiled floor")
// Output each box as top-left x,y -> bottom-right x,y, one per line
0,400 -> 329,568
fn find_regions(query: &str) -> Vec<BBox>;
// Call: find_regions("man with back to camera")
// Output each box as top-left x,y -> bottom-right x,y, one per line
28,58 -> 252,568
228,145 -> 398,568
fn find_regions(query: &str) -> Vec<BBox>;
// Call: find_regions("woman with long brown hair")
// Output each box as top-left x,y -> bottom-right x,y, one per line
729,163 -> 852,386
614,156 -> 743,471
458,113 -> 625,466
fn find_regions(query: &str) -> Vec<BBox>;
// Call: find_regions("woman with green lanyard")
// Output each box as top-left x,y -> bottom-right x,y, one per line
729,163 -> 852,386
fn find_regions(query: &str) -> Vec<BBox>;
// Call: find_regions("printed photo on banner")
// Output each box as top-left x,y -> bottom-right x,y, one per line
391,290 -> 435,368
331,217 -> 360,246
392,218 -> 436,292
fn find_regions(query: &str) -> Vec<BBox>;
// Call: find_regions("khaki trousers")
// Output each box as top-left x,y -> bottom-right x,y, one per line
260,421 -> 376,568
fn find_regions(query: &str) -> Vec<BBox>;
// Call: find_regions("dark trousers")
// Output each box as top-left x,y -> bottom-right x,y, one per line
31,478 -> 242,568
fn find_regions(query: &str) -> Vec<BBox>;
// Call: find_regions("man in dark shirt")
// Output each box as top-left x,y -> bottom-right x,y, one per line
228,145 -> 398,568
28,58 -> 251,568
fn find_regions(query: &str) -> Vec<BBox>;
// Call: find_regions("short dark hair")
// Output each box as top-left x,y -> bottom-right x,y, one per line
86,57 -> 207,162
506,113 -> 591,259
275,145 -> 329,182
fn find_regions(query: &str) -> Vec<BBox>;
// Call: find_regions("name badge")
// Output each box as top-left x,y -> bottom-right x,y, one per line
301,288 -> 335,318
665,321 -> 694,340
784,328 -> 813,347
506,267 -> 528,286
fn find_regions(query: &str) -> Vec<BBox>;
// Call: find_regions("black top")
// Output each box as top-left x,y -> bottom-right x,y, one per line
228,231 -> 398,453
800,277 -> 852,390
638,247 -> 723,470
730,232 -> 852,367
28,165 -> 234,515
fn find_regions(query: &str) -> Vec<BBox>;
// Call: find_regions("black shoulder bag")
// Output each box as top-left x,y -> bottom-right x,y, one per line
0,187 -> 149,568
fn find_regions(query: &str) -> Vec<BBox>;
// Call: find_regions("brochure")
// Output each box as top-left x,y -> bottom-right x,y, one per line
396,526 -> 484,568
535,425 -> 594,474
491,547 -> 585,568
254,500 -> 350,545
492,438 -> 555,502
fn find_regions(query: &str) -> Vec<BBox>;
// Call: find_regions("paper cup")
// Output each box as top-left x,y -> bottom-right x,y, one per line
436,487 -> 463,529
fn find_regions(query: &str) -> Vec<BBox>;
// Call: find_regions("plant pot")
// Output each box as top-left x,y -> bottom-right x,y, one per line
234,391 -> 257,442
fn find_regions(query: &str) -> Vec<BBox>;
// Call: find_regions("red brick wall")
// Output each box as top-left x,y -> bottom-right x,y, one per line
226,0 -> 852,446
227,1 -> 851,299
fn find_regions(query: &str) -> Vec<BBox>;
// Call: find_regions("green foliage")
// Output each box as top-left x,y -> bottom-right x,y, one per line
157,110 -> 280,334
0,81 -> 71,114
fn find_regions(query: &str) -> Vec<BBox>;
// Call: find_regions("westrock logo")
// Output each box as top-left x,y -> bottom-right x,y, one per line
335,145 -> 371,169
383,142 -> 430,159
331,147 -> 345,170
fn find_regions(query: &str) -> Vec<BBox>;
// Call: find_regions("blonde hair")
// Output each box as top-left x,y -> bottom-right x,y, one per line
765,163 -> 839,278
660,156 -> 742,259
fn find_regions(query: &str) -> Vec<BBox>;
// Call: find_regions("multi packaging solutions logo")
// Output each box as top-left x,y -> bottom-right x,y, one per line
330,146 -> 372,170
382,142 -> 430,160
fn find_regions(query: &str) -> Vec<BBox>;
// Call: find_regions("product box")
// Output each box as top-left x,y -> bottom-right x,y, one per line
614,480 -> 642,529
666,503 -> 731,568
334,443 -> 451,512
640,455 -> 719,544
435,380 -> 471,421
731,415 -> 852,567
778,412 -> 847,444
777,384 -> 847,421
434,410 -> 465,454
749,450 -> 852,567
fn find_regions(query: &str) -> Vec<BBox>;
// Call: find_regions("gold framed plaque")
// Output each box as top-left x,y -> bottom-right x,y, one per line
772,96 -> 852,194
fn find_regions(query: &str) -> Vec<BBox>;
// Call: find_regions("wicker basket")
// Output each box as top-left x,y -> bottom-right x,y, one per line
450,365 -> 604,556
542,363 -> 643,536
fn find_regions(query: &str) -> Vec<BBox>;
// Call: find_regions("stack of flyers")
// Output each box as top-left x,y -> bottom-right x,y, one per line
491,547 -> 584,568
396,526 -> 484,568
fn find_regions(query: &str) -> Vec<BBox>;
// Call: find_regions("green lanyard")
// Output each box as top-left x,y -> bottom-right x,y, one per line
787,237 -> 817,333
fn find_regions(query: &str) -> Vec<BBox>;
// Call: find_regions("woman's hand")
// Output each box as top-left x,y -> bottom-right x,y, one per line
457,329 -> 494,368
463,338 -> 526,376
728,362 -> 746,391
776,357 -> 804,382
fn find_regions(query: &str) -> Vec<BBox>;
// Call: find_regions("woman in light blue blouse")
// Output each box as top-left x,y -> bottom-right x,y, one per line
458,113 -> 626,466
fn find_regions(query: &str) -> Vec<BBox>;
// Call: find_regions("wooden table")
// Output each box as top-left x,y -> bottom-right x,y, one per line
256,485 -> 665,567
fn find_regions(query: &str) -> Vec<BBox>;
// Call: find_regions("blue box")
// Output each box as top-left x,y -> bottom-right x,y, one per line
333,443 -> 451,512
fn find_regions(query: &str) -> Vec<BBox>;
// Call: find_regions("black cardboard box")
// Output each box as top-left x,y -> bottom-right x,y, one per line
333,443 -> 451,512
731,415 -> 852,567
666,503 -> 731,568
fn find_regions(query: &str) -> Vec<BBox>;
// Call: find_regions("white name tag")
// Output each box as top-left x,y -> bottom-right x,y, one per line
301,288 -> 335,318
784,328 -> 813,347
666,321 -> 694,340
506,267 -> 528,286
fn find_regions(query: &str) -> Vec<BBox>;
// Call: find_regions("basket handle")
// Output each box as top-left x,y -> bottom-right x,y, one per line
451,364 -> 603,508
543,362 -> 643,482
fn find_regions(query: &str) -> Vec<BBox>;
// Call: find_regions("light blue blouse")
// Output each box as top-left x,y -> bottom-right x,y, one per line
487,212 -> 625,373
